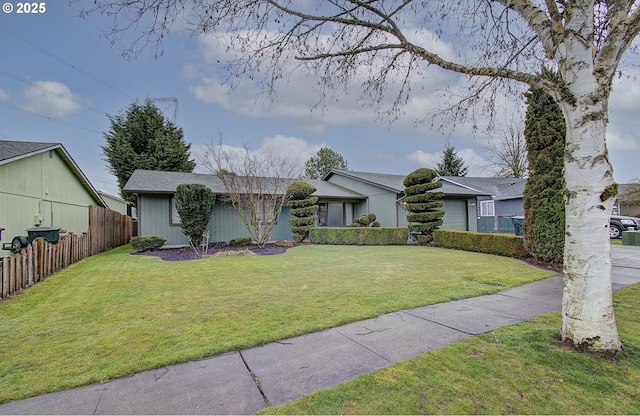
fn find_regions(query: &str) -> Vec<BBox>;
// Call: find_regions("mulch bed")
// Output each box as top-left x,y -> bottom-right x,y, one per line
132,243 -> 292,261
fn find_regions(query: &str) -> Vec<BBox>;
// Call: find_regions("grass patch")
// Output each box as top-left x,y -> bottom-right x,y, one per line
265,284 -> 640,415
0,245 -> 553,403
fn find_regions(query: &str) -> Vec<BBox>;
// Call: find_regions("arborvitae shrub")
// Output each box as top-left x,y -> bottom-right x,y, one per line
523,69 -> 565,264
174,183 -> 216,247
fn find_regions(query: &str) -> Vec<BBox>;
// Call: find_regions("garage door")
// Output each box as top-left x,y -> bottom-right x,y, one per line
441,199 -> 468,231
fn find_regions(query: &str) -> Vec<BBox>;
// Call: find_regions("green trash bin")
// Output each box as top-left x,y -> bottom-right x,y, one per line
622,231 -> 640,246
511,216 -> 525,236
26,227 -> 61,244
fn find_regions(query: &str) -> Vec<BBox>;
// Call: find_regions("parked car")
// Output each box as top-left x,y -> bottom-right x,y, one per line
610,215 -> 640,239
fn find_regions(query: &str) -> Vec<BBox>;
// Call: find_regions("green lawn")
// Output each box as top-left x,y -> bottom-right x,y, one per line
266,284 -> 640,415
0,245 -> 554,403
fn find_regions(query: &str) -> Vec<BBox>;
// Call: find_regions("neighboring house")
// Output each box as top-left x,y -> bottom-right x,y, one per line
438,176 -> 525,233
123,170 -> 366,245
98,191 -> 129,216
614,183 -> 640,217
0,140 -> 107,255
324,170 -> 525,233
125,168 -> 526,246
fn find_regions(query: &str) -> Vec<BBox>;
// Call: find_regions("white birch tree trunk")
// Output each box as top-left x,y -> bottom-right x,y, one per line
558,41 -> 622,350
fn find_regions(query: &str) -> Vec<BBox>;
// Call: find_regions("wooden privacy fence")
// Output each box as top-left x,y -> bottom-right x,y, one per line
89,205 -> 132,255
1,205 -> 132,299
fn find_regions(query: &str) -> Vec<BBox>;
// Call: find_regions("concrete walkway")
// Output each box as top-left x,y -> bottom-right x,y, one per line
1,246 -> 638,415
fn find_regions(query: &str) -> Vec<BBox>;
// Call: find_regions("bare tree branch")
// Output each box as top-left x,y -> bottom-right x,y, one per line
198,136 -> 301,247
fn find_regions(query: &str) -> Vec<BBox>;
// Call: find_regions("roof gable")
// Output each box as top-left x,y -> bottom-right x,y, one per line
0,140 -> 106,207
323,170 -> 406,193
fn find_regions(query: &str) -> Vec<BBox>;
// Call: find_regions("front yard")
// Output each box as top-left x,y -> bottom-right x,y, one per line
0,244 -> 553,403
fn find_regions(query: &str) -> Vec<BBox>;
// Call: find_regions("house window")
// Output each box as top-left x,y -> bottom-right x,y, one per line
170,198 -> 181,225
260,199 -> 279,225
317,203 -> 327,226
480,200 -> 495,217
317,202 -> 354,226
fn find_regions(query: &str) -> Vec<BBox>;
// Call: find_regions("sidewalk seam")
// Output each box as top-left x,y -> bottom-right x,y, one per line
335,330 -> 392,363
239,350 -> 272,408
401,311 -> 477,335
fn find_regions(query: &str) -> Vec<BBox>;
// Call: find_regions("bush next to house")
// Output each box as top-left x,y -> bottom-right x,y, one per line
286,182 -> 319,242
351,213 -> 381,227
174,183 -> 216,248
310,227 -> 408,245
229,237 -> 252,247
130,236 -> 166,252
433,230 -> 528,258
403,168 -> 445,244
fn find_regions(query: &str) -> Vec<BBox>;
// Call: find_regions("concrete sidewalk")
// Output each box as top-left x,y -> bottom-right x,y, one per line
1,246 -> 638,415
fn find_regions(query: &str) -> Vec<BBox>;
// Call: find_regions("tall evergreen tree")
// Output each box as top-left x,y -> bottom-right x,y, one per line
436,144 -> 468,177
103,99 -> 196,205
523,69 -> 566,264
304,147 -> 349,179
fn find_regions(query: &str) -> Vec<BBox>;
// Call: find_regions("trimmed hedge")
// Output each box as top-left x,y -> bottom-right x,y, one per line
309,227 -> 408,245
130,236 -> 166,252
433,229 -> 528,258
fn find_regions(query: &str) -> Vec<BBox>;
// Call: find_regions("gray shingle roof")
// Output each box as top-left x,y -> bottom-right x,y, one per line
0,140 -> 60,164
124,170 -> 367,199
325,170 -> 525,199
439,176 -> 526,199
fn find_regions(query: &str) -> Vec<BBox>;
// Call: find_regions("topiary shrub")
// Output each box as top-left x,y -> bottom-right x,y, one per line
403,168 -> 445,241
351,213 -> 378,227
229,237 -> 252,247
130,236 -> 166,252
286,182 -> 318,242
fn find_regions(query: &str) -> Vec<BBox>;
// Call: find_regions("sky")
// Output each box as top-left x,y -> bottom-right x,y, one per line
1,2 -> 639,198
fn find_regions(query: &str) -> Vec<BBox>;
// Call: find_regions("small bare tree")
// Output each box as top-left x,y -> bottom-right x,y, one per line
199,139 -> 301,248
483,117 -> 528,178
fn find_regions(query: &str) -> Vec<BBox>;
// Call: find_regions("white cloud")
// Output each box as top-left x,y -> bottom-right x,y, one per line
406,149 -> 441,168
23,81 -> 82,117
0,89 -> 9,101
607,130 -> 640,151
186,31 -> 461,135
192,135 -> 324,176
406,147 -> 489,176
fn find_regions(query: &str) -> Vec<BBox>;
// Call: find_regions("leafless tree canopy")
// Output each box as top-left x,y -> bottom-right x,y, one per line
74,1 -> 640,125
198,139 -> 301,247
483,116 -> 529,178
